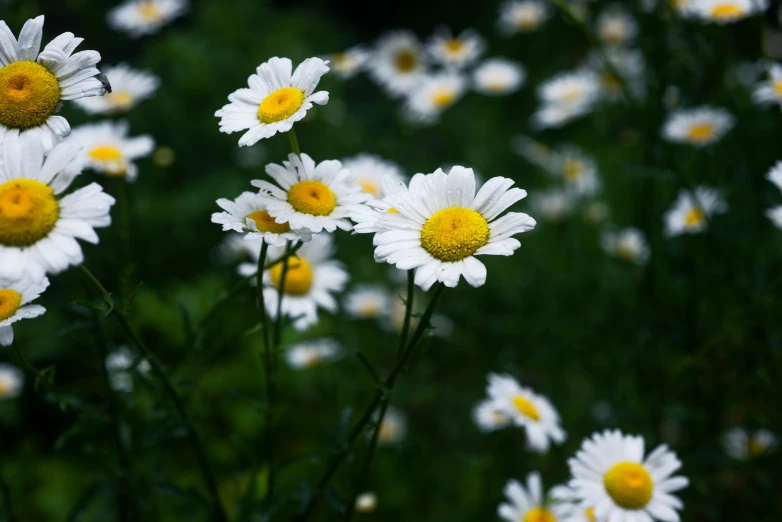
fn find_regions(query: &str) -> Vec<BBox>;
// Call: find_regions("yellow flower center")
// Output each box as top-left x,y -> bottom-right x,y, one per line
687,123 -> 716,142
0,61 -> 60,130
603,462 -> 654,509
748,437 -> 766,456
356,178 -> 382,198
711,3 -> 743,19
774,80 -> 782,96
485,81 -> 508,92
394,51 -> 417,73
378,418 -> 399,441
522,507 -> 556,522
445,39 -> 464,53
685,207 -> 704,227
0,179 -> 59,247
563,86 -> 584,104
105,90 -> 135,110
88,146 -> 128,176
0,379 -> 11,396
511,395 -> 540,420
432,89 -> 456,108
138,1 -> 162,20
257,87 -> 305,124
270,256 -> 313,295
563,159 -> 585,181
420,207 -> 489,262
0,289 -> 22,322
287,180 -> 337,216
388,207 -> 399,214
358,301 -> 382,317
304,354 -> 322,368
585,508 -> 597,522
601,22 -> 627,45
247,210 -> 291,233
617,242 -> 636,260
90,146 -> 123,161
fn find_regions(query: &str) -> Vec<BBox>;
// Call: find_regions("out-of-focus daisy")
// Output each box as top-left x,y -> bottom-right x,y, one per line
548,146 -> 600,196
753,62 -> 782,108
404,72 -> 466,124
498,0 -> 550,34
74,64 -> 159,114
485,373 -> 565,453
0,15 -> 106,150
596,8 -> 638,46
664,186 -> 726,237
601,227 -> 650,265
0,276 -> 47,347
354,492 -> 378,513
69,120 -> 154,182
499,472 -> 572,522
688,0 -> 769,23
368,31 -> 427,97
373,166 -> 535,290
531,189 -> 575,223
386,288 -> 419,332
549,485 -> 603,522
351,176 -> 410,235
723,427 -> 778,460
568,429 -> 689,522
327,46 -> 368,79
661,107 -> 734,146
108,0 -> 189,37
427,28 -> 484,69
105,346 -> 151,393
0,363 -> 23,399
212,191 -> 310,247
215,57 -> 330,146
344,285 -> 391,319
252,153 -> 370,234
377,406 -> 407,445
512,135 -> 551,168
766,161 -> 782,228
342,154 -> 405,199
472,399 -> 511,432
588,49 -> 646,101
0,133 -> 115,281
533,71 -> 601,129
238,233 -> 348,331
285,338 -> 341,369
473,58 -> 526,95
213,234 -> 257,266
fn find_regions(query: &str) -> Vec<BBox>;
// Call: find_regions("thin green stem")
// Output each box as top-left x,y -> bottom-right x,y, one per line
396,271 -> 415,360
116,179 -> 133,292
288,128 -> 302,156
79,265 -> 228,522
10,341 -> 53,390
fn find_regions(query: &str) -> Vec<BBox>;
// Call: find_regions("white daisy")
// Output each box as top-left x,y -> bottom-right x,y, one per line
427,28 -> 484,69
404,72 -> 467,124
327,46 -> 369,79
350,175 -> 410,234
752,62 -> 782,108
664,186 -> 726,237
354,492 -> 378,513
108,0 -> 189,37
499,472 -> 573,522
601,227 -> 650,265
0,363 -> 23,399
0,133 -> 115,281
73,63 -> 159,114
105,346 -> 151,392
372,166 -> 536,290
472,58 -> 526,95
343,285 -> 392,319
549,485 -> 602,522
368,31 -> 427,97
377,406 -> 407,445
285,338 -> 341,369
533,71 -> 601,129
596,8 -> 638,46
568,429 -> 689,522
531,189 -> 576,223
472,398 -> 511,432
212,191 -> 311,247
69,120 -> 154,182
342,154 -> 405,199
661,106 -> 734,146
722,427 -> 778,460
215,57 -> 330,147
238,233 -> 348,331
687,0 -> 768,23
498,0 -> 551,34
251,153 -> 370,234
0,275 -> 47,346
0,15 -> 106,150
547,146 -> 600,196
485,373 -> 566,453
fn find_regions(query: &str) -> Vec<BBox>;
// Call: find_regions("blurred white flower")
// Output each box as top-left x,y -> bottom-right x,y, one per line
0,276 -> 47,347
498,0 -> 551,34
723,427 -> 778,460
106,346 -> 151,392
69,120 -> 155,182
498,473 -> 572,522
587,49 -> 646,101
753,62 -> 782,108
404,72 -> 467,124
212,192 -> 311,247
687,0 -> 769,23
472,58 -> 526,95
596,8 -> 638,46
583,201 -> 610,224
327,46 -> 369,79
343,154 -> 405,200
547,146 -> 600,197
74,64 -> 159,114
108,0 -> 189,37
765,161 -> 782,229
531,189 -> 576,223
0,363 -> 23,399
664,186 -> 727,237
533,71 -> 601,129
427,28 -> 484,69
344,285 -> 391,319
661,106 -> 735,147
285,338 -> 341,369
377,406 -> 407,445
601,227 -> 650,265
472,399 -> 511,432
368,31 -> 427,97
354,492 -> 378,513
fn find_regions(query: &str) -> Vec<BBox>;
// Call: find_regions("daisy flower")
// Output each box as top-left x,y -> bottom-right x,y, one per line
377,406 -> 407,445
215,57 -> 330,146
568,429 -> 689,522
350,175 -> 410,234
530,189 -> 576,223
498,0 -> 551,34
472,399 -> 511,432
327,46 -> 368,79
342,154 -> 405,199
354,492 -> 378,513
664,186 -> 726,237
596,9 -> 638,46
688,0 -> 768,23
404,72 -> 467,124
106,346 -> 151,392
238,233 -> 348,331
601,227 -> 650,265
0,276 -> 47,347
343,285 -> 392,319
73,63 -> 159,114
212,191 -> 311,247
0,363 -> 23,399
661,107 -> 734,146
0,15 -> 106,150
722,427 -> 778,460
251,153 -> 370,234
0,133 -> 115,281
485,373 -> 566,453
533,71 -> 601,129
766,161 -> 782,228
427,28 -> 484,69
373,166 -> 536,290
108,0 -> 189,37
499,472 -> 572,522
752,62 -> 782,108
285,338 -> 341,369
548,146 -> 600,196
472,58 -> 526,95
69,120 -> 155,182
368,31 -> 427,97
549,485 -> 604,522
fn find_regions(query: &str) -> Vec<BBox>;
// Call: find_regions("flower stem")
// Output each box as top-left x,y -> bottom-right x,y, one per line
396,270 -> 415,360
288,128 -> 302,156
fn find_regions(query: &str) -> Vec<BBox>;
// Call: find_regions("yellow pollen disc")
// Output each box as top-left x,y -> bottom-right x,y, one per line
420,207 -> 489,262
105,91 -> 135,109
686,123 -> 715,142
585,508 -> 597,522
603,462 -> 654,509
511,395 -> 540,420
0,289 -> 22,322
388,208 -> 399,214
287,180 -> 337,216
358,301 -> 382,317
138,1 -> 162,20
0,380 -> 10,396
356,178 -> 382,198
394,51 -> 417,73
247,210 -> 290,233
432,90 -> 456,108
522,507 -> 556,522
773,81 -> 782,96
711,4 -> 743,19
685,207 -> 704,227
563,87 -> 583,103
563,159 -> 584,181
90,146 -> 123,161
445,39 -> 464,53
270,256 -> 313,295
257,87 -> 305,124
0,61 -> 60,130
0,179 -> 59,247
